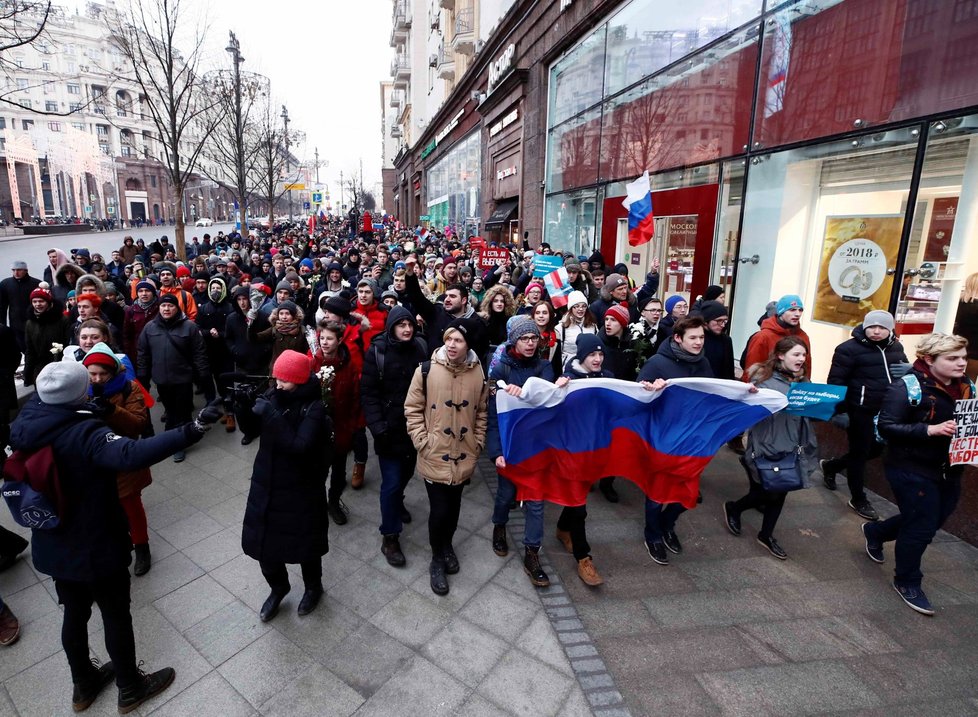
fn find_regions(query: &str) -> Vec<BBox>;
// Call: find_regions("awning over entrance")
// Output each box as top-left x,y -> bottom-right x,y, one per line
484,198 -> 519,228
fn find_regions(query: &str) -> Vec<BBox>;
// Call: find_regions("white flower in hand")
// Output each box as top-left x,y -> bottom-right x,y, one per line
50,342 -> 64,355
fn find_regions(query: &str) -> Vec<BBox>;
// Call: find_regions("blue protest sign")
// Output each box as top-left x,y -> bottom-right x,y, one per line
785,382 -> 847,421
533,255 -> 565,277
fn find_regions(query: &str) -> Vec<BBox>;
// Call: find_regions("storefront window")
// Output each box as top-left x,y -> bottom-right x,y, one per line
711,160 -> 745,293
544,188 -> 599,256
603,0 -> 761,98
546,106 -> 601,193
548,26 -> 606,128
729,129 -> 920,380
425,130 -> 481,235
599,26 -> 758,180
754,0 -> 978,149
896,114 -> 978,360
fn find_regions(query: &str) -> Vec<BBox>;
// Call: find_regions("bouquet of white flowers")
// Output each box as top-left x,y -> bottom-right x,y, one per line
316,365 -> 336,410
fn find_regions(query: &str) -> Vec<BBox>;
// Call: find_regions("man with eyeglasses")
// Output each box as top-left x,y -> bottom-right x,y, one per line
697,300 -> 735,380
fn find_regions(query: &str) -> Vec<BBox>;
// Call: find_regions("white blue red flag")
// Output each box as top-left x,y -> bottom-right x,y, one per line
496,377 -> 787,507
622,171 -> 654,247
542,267 -> 573,308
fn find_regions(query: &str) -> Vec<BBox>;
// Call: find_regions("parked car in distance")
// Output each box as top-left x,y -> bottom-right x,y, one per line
195,217 -> 214,227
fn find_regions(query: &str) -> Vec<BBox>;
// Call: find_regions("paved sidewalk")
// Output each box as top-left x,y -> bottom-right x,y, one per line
0,422 -> 592,717
2,418 -> 978,716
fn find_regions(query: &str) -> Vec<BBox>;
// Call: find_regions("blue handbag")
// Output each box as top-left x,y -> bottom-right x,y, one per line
752,449 -> 803,492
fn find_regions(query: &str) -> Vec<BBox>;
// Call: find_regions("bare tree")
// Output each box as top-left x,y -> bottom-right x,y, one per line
199,31 -> 268,238
109,0 -> 219,259
249,98 -> 297,226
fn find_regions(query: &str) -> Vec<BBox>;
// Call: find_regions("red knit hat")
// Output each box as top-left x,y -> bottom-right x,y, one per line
272,350 -> 311,384
605,304 -> 630,328
30,285 -> 53,303
176,265 -> 192,278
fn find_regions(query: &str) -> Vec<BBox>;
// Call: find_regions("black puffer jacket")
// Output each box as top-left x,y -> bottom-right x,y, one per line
225,287 -> 271,375
239,379 -> 332,563
360,306 -> 428,457
827,325 -> 908,413
877,365 -> 974,481
136,312 -> 209,386
10,398 -> 195,581
24,305 -> 72,385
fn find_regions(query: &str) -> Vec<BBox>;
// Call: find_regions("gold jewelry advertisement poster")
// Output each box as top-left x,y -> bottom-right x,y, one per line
812,215 -> 903,327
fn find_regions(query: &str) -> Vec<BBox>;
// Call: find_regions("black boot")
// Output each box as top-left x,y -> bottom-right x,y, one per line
327,498 -> 348,526
382,535 -> 406,567
523,546 -> 550,587
429,557 -> 449,596
259,589 -> 289,622
72,658 -> 114,712
441,545 -> 459,575
492,524 -> 508,557
297,585 -> 324,616
133,543 -> 151,577
117,667 -> 176,714
599,477 -> 619,503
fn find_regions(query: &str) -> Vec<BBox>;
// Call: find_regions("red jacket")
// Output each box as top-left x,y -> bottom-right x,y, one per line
311,343 -> 364,453
355,300 -> 388,347
742,315 -> 811,380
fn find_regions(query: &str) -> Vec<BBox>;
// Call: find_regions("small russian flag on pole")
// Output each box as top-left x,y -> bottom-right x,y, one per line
543,267 -> 573,308
622,171 -> 654,247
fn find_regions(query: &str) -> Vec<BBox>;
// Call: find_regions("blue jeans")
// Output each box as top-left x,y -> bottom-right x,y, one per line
378,453 -> 416,536
867,466 -> 960,588
492,473 -> 544,548
644,498 -> 687,544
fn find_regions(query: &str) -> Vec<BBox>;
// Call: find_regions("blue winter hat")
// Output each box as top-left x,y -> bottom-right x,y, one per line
665,295 -> 686,315
776,294 -> 804,316
299,258 -> 314,270
575,333 -> 605,362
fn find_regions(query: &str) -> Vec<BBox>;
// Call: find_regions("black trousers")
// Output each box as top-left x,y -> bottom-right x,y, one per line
822,409 -> 882,502
0,524 -> 28,556
259,559 -> 323,594
424,480 -> 464,556
328,450 -> 349,503
730,480 -> 787,540
54,570 -> 140,688
556,505 -> 590,560
156,382 -> 194,430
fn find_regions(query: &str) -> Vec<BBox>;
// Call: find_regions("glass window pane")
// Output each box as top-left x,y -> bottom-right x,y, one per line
425,131 -> 481,235
549,26 -> 606,127
544,189 -> 598,255
600,29 -> 758,180
604,0 -> 762,97
755,0 -> 978,149
547,106 -> 601,193
729,129 -> 920,381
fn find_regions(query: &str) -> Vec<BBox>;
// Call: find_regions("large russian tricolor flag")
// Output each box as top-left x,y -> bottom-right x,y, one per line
496,377 -> 787,508
622,171 -> 654,247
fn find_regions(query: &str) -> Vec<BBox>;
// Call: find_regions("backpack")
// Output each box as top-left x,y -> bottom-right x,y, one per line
872,374 -> 978,443
2,445 -> 65,530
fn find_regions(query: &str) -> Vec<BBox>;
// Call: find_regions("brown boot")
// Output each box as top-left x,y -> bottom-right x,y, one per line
225,413 -> 236,433
555,528 -> 573,554
351,462 -> 366,490
577,556 -> 604,586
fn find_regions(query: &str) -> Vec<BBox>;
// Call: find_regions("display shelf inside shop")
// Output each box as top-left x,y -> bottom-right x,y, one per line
896,282 -> 942,334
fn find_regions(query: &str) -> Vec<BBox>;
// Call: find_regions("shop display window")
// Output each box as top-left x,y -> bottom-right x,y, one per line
711,160 -> 746,293
548,26 -> 606,128
603,0 -> 761,98
753,0 -> 978,149
729,130 -> 920,381
599,27 -> 757,181
425,131 -> 482,235
544,187 -> 601,256
546,106 -> 601,193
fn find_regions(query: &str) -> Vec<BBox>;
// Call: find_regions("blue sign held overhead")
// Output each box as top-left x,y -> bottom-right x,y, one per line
532,254 -> 565,277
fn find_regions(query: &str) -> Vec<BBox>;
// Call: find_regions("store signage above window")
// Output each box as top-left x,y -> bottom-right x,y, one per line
488,43 -> 516,93
489,107 -> 519,138
496,166 -> 518,181
419,109 -> 465,161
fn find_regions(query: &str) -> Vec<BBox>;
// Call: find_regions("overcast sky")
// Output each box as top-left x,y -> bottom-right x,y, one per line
202,0 -> 391,204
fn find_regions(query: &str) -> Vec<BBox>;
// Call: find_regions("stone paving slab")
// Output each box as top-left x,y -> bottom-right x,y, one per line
2,409 -> 978,716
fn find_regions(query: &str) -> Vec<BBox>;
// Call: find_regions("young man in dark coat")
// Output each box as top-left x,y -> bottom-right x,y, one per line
136,294 -> 209,462
10,361 -> 214,713
237,350 -> 332,621
0,260 -> 41,352
637,316 -> 714,566
24,284 -> 72,386
697,300 -> 735,380
822,310 -> 908,521
403,255 -> 485,356
486,316 -> 557,587
196,276 -> 235,418
360,305 -> 428,567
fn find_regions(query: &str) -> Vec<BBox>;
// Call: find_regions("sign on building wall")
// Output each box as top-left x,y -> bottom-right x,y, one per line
811,215 -> 903,328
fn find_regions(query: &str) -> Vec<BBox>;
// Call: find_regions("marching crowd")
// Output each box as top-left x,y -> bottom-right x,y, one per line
0,220 -> 975,713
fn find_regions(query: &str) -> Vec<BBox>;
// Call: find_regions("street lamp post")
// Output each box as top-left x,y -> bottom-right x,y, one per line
281,104 -> 292,221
